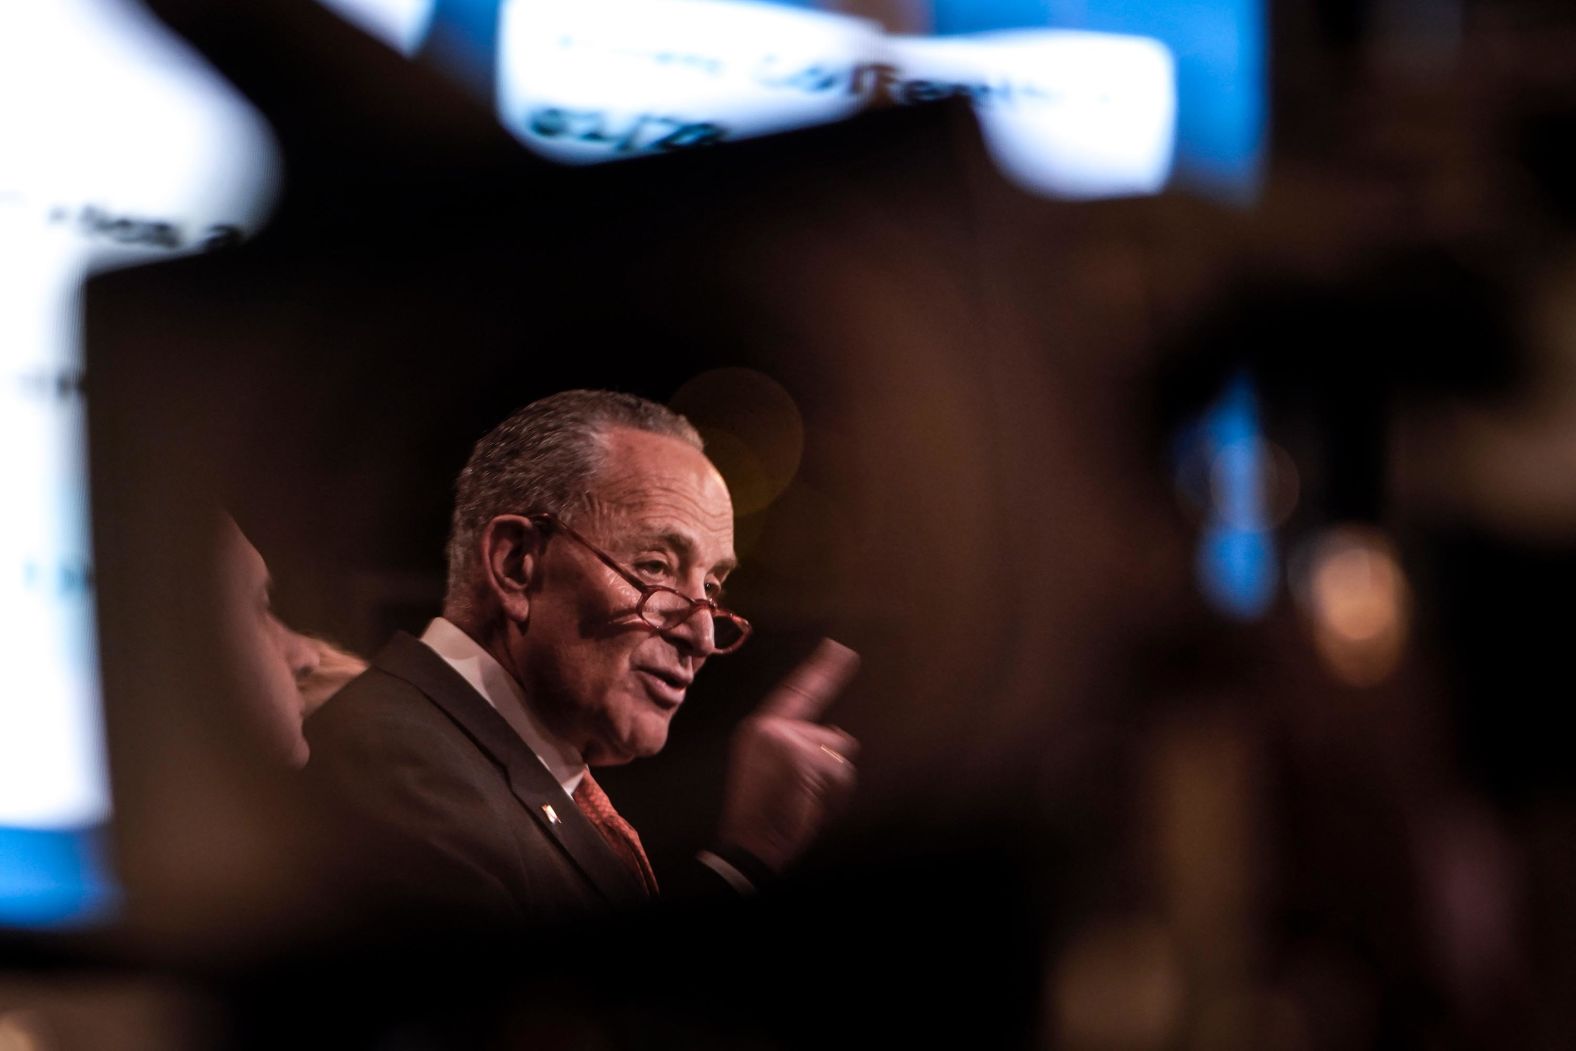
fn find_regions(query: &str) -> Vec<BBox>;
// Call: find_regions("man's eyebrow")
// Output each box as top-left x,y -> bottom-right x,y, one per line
636,528 -> 738,575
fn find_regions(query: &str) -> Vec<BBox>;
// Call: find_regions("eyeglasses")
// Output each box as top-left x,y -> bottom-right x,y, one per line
528,513 -> 752,656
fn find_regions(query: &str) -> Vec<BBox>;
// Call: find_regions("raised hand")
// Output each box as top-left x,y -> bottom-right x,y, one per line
717,638 -> 861,874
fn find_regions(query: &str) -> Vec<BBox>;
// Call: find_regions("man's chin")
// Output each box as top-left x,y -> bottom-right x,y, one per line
625,727 -> 671,761
588,717 -> 671,766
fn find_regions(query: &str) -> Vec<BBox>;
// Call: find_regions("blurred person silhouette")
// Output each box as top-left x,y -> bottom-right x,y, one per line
217,513 -> 367,767
305,390 -> 859,925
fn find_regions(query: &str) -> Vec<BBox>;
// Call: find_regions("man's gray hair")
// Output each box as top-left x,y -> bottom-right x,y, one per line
443,389 -> 703,614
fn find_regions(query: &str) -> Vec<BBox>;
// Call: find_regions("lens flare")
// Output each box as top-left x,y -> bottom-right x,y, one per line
671,368 -> 805,516
1292,526 -> 1410,686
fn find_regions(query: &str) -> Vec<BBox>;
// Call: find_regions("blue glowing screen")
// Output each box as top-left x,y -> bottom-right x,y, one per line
320,0 -> 1265,202
1177,373 -> 1278,620
931,0 -> 1265,199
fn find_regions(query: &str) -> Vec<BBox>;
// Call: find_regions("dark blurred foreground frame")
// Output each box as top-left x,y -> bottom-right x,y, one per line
67,0 -> 1576,1047
73,0 -> 1178,1044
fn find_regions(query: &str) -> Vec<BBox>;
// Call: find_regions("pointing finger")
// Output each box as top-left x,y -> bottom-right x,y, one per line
757,638 -> 860,721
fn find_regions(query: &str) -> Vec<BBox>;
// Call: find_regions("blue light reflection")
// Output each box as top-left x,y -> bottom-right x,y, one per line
1179,373 -> 1277,619
0,824 -> 119,928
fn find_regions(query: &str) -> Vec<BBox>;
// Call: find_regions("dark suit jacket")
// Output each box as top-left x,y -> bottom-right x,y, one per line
304,632 -> 649,930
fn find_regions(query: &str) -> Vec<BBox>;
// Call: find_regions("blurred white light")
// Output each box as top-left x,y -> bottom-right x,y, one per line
890,30 -> 1176,199
494,0 -> 1175,199
498,0 -> 881,164
0,0 -> 279,829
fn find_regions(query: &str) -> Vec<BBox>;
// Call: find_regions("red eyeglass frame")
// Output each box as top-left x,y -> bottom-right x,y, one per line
527,512 -> 752,655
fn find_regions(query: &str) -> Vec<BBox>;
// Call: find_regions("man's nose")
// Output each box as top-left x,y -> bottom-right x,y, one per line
661,600 -> 718,657
285,628 -> 322,682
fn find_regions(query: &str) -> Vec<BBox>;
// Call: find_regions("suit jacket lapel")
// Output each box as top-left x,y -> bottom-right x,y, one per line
372,632 -> 648,909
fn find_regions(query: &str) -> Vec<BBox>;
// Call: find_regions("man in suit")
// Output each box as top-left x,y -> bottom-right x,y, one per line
305,389 -> 859,927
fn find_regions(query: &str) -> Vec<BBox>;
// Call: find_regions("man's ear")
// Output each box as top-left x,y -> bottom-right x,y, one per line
479,515 -> 544,625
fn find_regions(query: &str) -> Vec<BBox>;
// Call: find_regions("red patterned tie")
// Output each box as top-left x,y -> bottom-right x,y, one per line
572,772 -> 659,896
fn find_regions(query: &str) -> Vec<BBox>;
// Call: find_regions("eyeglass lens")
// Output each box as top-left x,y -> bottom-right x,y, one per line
640,590 -> 746,651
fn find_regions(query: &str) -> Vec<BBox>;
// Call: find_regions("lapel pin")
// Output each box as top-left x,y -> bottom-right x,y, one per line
542,803 -> 561,826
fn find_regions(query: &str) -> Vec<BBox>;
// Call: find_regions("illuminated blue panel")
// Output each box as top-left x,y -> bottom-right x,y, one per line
0,825 -> 119,927
417,0 -> 501,95
1181,373 -> 1277,619
932,0 -> 1265,199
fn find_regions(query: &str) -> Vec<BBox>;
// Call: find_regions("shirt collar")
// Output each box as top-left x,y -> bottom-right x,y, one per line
418,617 -> 586,795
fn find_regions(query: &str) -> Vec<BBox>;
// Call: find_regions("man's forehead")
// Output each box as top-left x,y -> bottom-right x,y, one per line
593,429 -> 731,506
586,428 -> 735,560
